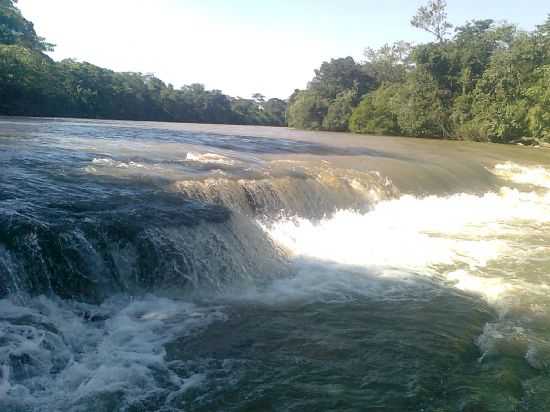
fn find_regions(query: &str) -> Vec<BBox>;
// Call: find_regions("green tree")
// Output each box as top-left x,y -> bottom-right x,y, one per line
309,56 -> 374,100
525,65 -> 550,141
363,41 -> 413,84
322,89 -> 356,131
263,98 -> 287,126
287,90 -> 328,130
0,45 -> 60,115
252,93 -> 265,103
536,15 -> 550,39
349,84 -> 401,135
395,68 -> 450,137
0,0 -> 53,51
468,33 -> 543,142
411,0 -> 453,43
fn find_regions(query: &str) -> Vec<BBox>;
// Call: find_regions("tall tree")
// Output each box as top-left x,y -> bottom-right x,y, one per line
252,93 -> 265,103
287,90 -> 328,130
0,0 -> 53,51
411,0 -> 453,43
349,84 -> 401,136
263,98 -> 287,126
322,89 -> 356,131
309,57 -> 374,100
363,41 -> 413,84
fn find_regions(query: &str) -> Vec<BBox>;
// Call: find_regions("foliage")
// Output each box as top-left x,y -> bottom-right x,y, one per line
287,90 -> 328,130
0,0 -> 53,51
349,84 -> 401,135
363,41 -> 413,84
1,0 -> 549,142
410,0 -> 453,43
394,68 -> 450,138
0,1 -> 286,126
322,89 -> 356,131
263,98 -> 288,126
466,33 -> 543,142
526,66 -> 550,140
231,96 -> 287,126
287,57 -> 374,131
0,45 -> 60,115
309,56 -> 374,101
288,0 -> 550,144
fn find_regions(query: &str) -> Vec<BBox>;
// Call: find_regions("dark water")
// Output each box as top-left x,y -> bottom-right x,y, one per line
1,117 -> 550,411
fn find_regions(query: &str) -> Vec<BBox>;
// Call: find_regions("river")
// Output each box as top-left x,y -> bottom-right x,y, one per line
1,117 -> 550,411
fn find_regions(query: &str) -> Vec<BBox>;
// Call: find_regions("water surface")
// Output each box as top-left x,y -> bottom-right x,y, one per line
1,117 -> 550,411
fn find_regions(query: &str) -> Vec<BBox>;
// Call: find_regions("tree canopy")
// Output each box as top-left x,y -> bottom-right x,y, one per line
410,0 -> 453,43
0,0 -> 53,51
1,0 -> 548,144
288,0 -> 550,145
0,1 -> 286,126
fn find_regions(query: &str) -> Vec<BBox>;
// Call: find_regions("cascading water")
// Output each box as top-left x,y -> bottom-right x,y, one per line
1,118 -> 550,411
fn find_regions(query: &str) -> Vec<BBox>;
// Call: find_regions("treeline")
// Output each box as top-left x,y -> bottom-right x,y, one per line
288,0 -> 550,144
0,0 -> 286,125
3,0 -> 549,140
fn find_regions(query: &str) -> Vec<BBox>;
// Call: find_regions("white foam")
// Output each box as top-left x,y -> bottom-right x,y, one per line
265,191 -> 547,271
263,163 -> 550,303
493,162 -> 550,189
257,162 -> 550,371
185,152 -> 236,165
92,157 -> 115,166
0,296 -> 225,410
91,157 -> 147,169
446,270 -> 511,304
4,161 -> 550,407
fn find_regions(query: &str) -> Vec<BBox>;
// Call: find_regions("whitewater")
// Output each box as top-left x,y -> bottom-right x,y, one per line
1,118 -> 550,411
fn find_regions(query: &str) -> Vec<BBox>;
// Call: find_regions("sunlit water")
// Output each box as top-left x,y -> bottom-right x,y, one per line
1,118 -> 550,411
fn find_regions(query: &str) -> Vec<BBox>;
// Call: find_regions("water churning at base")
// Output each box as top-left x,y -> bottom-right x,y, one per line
1,119 -> 550,411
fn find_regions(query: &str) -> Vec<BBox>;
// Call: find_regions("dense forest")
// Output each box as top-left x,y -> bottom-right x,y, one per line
288,0 -> 550,144
0,0 -> 287,125
1,0 -> 549,143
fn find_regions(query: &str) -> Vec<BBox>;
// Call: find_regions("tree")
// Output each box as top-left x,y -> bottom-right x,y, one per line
289,11 -> 549,143
252,93 -> 265,103
525,65 -> 550,141
322,89 -> 356,131
309,56 -> 374,100
363,41 -> 413,84
466,34 -> 540,142
395,68 -> 450,137
287,90 -> 328,130
263,98 -> 287,126
535,15 -> 550,64
0,45 -> 59,115
0,1 -> 287,126
349,84 -> 402,135
2,0 -> 549,140
286,57 -> 376,131
453,20 -> 517,90
536,15 -> 550,39
411,0 -> 453,43
0,0 -> 53,51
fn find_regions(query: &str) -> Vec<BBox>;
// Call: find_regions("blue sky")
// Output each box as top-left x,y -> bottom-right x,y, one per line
18,0 -> 549,99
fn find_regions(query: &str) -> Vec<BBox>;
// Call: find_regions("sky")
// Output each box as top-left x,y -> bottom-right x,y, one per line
18,0 -> 549,99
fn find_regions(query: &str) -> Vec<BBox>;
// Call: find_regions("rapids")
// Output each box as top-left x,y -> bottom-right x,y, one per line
1,117 -> 550,411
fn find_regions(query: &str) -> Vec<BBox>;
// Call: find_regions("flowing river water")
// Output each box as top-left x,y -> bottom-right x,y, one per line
0,117 -> 550,411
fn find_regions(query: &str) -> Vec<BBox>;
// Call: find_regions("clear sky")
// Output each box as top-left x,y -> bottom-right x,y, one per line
18,0 -> 549,99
